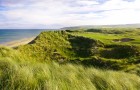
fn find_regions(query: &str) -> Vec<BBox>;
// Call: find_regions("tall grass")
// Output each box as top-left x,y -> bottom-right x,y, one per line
16,31 -> 140,71
0,47 -> 140,90
0,29 -> 140,90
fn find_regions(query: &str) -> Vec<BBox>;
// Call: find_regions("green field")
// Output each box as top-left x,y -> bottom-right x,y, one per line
72,28 -> 140,45
0,28 -> 140,90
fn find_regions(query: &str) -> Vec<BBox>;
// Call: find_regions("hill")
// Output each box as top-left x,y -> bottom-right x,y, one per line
17,29 -> 140,71
62,24 -> 140,30
0,28 -> 140,90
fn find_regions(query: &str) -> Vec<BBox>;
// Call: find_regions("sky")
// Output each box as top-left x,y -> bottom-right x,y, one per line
0,0 -> 140,29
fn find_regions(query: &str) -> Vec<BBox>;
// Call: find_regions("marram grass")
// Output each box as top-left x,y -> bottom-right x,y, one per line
0,49 -> 140,90
0,29 -> 140,90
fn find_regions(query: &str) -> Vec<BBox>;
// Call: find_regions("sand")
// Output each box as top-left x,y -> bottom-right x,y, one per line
0,37 -> 35,48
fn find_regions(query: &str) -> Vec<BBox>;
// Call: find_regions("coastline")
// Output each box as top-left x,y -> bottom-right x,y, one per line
0,37 -> 35,48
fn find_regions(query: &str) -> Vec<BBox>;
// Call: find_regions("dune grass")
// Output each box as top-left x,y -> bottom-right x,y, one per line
0,28 -> 140,90
16,30 -> 140,71
0,47 -> 140,90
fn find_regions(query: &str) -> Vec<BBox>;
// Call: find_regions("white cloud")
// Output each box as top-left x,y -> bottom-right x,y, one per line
76,0 -> 99,6
96,9 -> 140,25
100,0 -> 140,10
0,0 -> 140,28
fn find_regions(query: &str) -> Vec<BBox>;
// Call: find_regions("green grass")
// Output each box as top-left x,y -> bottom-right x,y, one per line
0,28 -> 140,90
72,32 -> 140,45
72,32 -> 121,44
72,28 -> 140,45
0,47 -> 140,90
15,30 -> 140,71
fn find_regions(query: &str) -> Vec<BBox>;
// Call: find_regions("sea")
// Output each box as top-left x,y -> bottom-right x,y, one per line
0,29 -> 54,44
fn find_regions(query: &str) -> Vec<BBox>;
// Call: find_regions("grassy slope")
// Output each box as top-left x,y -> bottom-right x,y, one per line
70,28 -> 140,72
17,30 -> 140,70
0,28 -> 140,90
0,47 -> 140,90
72,28 -> 140,45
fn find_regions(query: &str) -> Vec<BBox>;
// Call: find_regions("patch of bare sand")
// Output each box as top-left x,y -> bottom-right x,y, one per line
113,38 -> 134,42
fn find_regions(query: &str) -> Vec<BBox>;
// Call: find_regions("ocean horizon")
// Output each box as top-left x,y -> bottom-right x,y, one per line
0,29 -> 55,44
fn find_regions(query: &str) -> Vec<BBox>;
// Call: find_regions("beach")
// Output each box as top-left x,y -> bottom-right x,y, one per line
0,37 -> 35,48
0,29 -> 46,47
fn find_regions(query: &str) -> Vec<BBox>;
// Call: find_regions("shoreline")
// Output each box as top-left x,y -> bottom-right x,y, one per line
0,37 -> 35,48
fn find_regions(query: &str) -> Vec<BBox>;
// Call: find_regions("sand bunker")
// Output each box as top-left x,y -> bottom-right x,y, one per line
113,38 -> 134,42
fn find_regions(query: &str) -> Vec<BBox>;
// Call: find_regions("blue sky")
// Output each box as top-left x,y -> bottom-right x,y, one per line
0,0 -> 140,29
